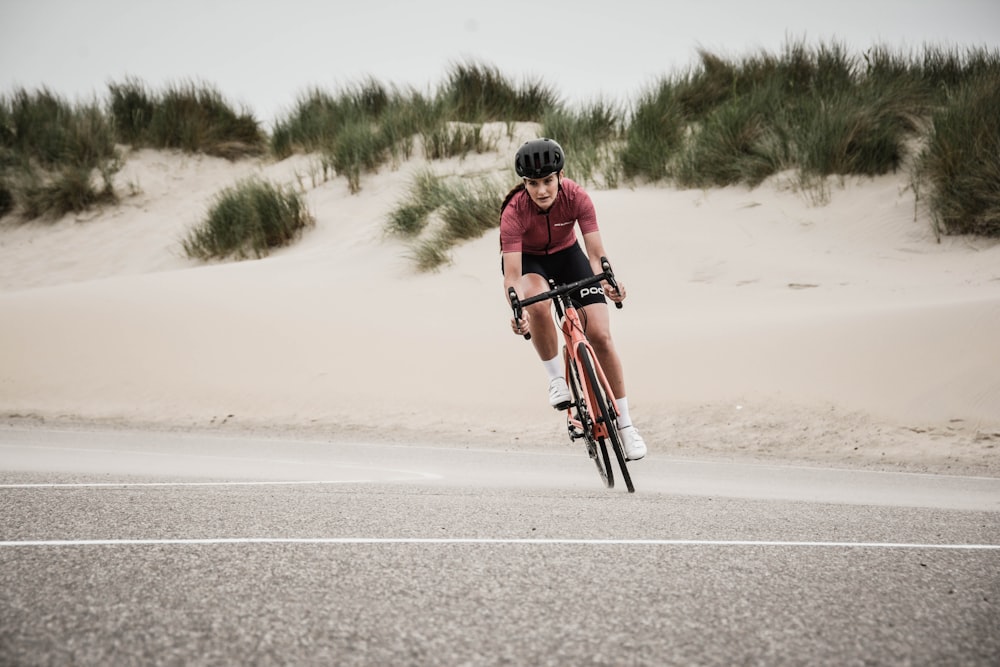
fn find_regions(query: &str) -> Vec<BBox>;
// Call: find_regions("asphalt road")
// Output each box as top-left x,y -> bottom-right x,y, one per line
1,427 -> 998,666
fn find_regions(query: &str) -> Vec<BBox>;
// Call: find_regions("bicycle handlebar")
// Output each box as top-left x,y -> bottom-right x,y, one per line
508,256 -> 623,341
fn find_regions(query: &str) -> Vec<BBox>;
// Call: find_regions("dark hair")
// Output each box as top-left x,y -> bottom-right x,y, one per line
499,182 -> 525,221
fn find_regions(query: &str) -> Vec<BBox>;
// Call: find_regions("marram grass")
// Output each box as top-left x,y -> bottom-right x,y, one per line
1,41 -> 997,246
183,177 -> 314,260
386,170 -> 507,270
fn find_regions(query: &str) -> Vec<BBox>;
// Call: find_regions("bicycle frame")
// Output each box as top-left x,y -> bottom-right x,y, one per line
556,292 -> 618,441
508,257 -> 634,492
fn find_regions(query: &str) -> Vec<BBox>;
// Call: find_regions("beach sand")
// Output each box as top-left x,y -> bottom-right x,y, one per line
2,124 -> 998,476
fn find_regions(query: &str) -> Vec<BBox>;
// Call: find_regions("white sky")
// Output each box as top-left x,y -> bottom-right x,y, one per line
2,0 -> 998,127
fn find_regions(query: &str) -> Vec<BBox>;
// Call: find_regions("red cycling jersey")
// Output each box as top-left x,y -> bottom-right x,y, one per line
500,178 -> 599,255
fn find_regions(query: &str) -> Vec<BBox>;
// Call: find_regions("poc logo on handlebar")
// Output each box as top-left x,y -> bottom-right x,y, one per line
579,286 -> 605,298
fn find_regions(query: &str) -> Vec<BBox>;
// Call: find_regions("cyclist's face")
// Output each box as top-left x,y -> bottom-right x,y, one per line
523,172 -> 561,211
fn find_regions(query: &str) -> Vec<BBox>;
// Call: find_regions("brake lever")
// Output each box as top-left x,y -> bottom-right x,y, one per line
508,287 -> 531,340
601,257 -> 624,310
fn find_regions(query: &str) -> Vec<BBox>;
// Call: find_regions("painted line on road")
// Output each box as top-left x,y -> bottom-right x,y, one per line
0,478 -> 426,489
0,468 -> 441,488
1,537 -> 997,550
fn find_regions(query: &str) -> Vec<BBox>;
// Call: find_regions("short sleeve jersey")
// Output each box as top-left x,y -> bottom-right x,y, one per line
499,178 -> 599,255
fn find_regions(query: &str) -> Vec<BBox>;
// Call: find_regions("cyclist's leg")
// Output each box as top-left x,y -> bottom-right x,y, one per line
504,252 -> 560,360
579,303 -> 625,400
523,271 -> 572,408
519,272 -> 560,361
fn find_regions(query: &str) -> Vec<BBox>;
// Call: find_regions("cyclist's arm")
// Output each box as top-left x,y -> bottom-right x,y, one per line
580,231 -> 607,274
581,231 -> 625,303
502,251 -> 523,298
502,251 -> 531,334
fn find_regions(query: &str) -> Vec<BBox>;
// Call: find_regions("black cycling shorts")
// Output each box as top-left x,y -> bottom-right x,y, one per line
504,244 -> 607,308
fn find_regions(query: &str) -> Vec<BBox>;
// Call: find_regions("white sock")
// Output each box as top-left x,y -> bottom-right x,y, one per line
616,397 -> 633,429
542,355 -> 563,382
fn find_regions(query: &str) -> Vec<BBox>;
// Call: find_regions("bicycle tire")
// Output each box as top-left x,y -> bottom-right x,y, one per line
566,346 -> 612,488
580,344 -> 635,493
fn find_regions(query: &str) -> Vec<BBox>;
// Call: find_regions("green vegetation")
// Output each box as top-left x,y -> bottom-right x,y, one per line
440,61 -> 560,122
628,42 -> 932,188
385,168 -> 451,237
0,88 -> 120,220
269,62 -> 547,192
916,70 -> 1000,237
629,43 -> 996,186
421,122 -> 498,161
1,80 -> 264,222
269,78 -> 431,192
541,102 -> 622,187
108,78 -> 266,159
182,177 -> 314,260
1,43 -> 997,267
386,169 -> 506,271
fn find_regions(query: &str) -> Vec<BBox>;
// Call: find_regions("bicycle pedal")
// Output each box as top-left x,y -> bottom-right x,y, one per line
552,400 -> 573,411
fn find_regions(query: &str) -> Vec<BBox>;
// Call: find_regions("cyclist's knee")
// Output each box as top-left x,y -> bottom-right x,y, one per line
526,301 -> 549,319
520,273 -> 549,295
587,326 -> 614,351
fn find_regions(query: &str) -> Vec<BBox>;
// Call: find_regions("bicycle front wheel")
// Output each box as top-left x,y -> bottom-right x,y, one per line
579,344 -> 635,493
567,346 -> 612,488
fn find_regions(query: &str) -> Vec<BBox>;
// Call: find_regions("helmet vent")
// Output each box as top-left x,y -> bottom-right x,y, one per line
514,139 -> 565,178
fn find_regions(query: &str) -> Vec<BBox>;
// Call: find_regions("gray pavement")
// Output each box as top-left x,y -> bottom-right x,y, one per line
1,427 -> 998,665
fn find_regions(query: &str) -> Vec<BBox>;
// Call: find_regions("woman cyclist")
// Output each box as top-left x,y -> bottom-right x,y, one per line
501,138 -> 646,461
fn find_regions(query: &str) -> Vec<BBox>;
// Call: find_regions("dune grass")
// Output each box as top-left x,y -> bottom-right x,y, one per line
269,79 -> 428,157
917,70 -> 1000,237
421,122 -> 499,161
2,42 -> 997,254
182,177 -> 314,260
630,41 -> 931,188
541,102 -> 623,187
385,168 -> 451,237
619,83 -> 686,183
0,88 -> 120,220
270,63 -> 551,193
386,169 -> 507,271
0,182 -> 12,218
440,61 -> 560,122
271,80 -> 444,193
108,78 -> 266,160
384,42 -> 998,270
1,81 -> 264,222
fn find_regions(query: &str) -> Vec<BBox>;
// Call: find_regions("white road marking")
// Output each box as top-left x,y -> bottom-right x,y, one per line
0,480 -> 379,488
0,537 -> 997,550
0,443 -> 384,469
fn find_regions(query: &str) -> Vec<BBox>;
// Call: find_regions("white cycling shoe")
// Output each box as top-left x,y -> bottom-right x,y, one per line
619,425 -> 647,461
548,377 -> 573,410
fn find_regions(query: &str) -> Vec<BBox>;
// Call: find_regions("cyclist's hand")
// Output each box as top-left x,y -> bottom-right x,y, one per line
511,311 -> 530,336
605,280 -> 626,303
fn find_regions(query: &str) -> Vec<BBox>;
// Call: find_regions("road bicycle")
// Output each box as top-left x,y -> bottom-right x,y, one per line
508,257 -> 635,493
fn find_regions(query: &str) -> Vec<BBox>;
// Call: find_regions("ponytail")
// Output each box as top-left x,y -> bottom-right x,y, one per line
498,182 -> 525,250
499,182 -> 525,220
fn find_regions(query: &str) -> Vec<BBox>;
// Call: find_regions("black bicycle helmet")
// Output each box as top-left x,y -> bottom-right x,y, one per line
514,138 -> 565,178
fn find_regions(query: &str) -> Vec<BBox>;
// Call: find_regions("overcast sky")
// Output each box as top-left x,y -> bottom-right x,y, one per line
2,0 -> 997,127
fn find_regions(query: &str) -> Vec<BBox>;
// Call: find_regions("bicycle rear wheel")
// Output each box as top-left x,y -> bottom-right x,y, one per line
566,346 -> 612,488
579,344 -> 635,493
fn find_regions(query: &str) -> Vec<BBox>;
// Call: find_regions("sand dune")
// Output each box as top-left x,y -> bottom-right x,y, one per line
2,126 -> 998,474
